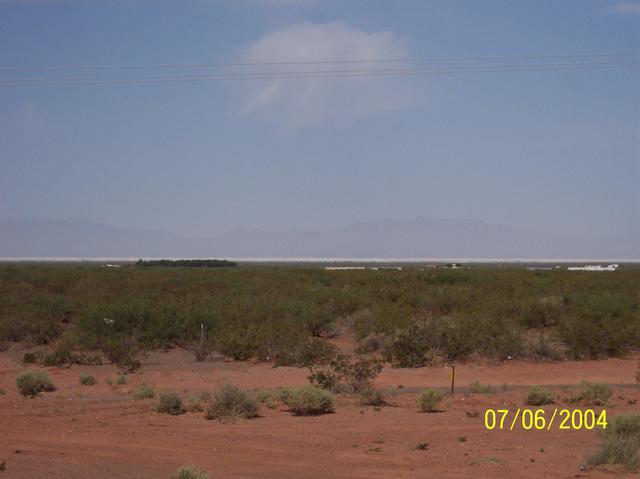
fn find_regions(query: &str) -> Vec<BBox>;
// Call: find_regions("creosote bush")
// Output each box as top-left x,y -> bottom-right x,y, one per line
205,384 -> 258,422
469,381 -> 496,394
566,381 -> 612,406
417,388 -> 444,412
157,392 -> 185,415
256,390 -> 279,409
525,386 -> 554,406
79,373 -> 97,386
16,370 -> 55,397
22,353 -> 37,364
308,354 -> 383,393
171,466 -> 209,479
282,385 -> 334,416
359,388 -> 387,406
133,383 -> 155,400
1,265 -> 638,366
588,414 -> 640,470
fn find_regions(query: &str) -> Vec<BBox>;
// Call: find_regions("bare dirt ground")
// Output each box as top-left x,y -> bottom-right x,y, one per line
1,345 -> 639,479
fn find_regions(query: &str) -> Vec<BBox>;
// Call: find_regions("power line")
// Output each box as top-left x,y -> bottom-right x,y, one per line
1,61 -> 638,86
1,52 -> 639,73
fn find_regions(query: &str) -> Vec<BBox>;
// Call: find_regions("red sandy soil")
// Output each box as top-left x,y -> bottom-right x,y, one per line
1,345 -> 639,479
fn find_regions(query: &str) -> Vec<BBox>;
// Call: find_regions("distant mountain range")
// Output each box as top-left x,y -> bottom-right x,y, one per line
0,217 -> 637,259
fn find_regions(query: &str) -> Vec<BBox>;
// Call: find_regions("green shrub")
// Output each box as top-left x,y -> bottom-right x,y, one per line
205,384 -> 258,422
79,373 -> 97,386
157,392 -> 185,415
382,322 -> 433,367
1,265 -> 638,367
133,383 -> 155,400
171,466 -> 209,479
417,388 -> 444,412
22,352 -> 37,364
588,414 -> 640,470
117,374 -> 127,385
256,390 -> 279,409
355,335 -> 384,354
16,370 -> 55,397
282,385 -> 334,416
102,336 -> 141,372
289,338 -> 337,367
469,381 -> 496,394
525,386 -> 554,406
43,347 -> 79,367
566,381 -> 612,406
359,388 -> 387,406
308,354 -> 382,393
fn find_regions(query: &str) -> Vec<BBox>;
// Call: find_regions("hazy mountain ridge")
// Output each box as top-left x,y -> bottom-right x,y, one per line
0,217 -> 637,259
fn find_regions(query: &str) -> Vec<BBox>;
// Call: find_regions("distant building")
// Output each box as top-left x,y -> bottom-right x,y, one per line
567,264 -> 619,272
325,266 -> 366,271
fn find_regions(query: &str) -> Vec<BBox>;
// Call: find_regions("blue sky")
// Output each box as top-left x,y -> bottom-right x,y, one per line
1,0 -> 638,239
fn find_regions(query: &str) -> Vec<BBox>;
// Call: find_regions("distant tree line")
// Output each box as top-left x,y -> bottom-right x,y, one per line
134,259 -> 237,268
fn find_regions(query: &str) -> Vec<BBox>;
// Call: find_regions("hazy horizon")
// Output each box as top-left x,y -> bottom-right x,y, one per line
1,216 -> 637,259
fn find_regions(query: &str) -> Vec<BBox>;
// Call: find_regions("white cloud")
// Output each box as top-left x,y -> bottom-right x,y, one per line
608,1 -> 640,14
239,22 -> 416,130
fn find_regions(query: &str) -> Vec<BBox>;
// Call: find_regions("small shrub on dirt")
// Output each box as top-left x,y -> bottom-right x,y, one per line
116,374 -> 127,385
588,413 -> 640,470
566,381 -> 612,406
43,347 -> 79,367
359,388 -> 387,406
79,373 -> 97,386
355,334 -> 384,354
256,390 -> 279,409
16,370 -> 55,397
525,386 -> 554,406
171,466 -> 209,479
469,381 -> 496,394
0,389 -> 6,395
415,442 -> 429,450
186,398 -> 205,413
22,353 -> 37,364
382,322 -> 433,367
417,388 -> 444,412
308,354 -> 383,393
157,392 -> 185,415
133,383 -> 155,400
205,384 -> 258,422
102,336 -> 141,372
282,385 -> 334,416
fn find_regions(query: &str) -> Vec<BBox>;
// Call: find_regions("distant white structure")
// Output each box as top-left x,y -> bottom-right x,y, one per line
325,266 -> 403,271
442,263 -> 463,269
567,264 -> 619,272
325,266 -> 366,271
